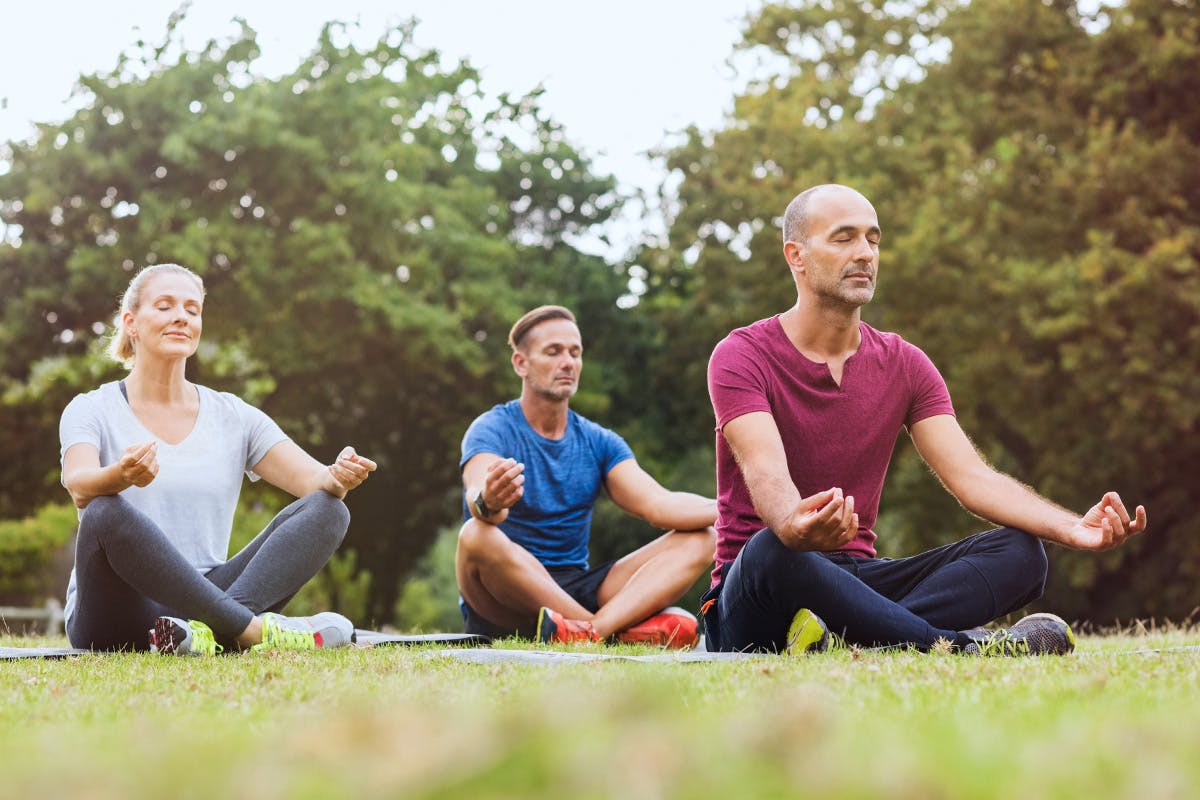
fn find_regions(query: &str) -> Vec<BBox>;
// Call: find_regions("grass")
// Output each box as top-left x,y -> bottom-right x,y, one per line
1,629 -> 1198,799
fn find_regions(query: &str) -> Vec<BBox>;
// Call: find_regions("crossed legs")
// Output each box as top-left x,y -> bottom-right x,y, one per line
712,527 -> 1048,652
67,492 -> 349,651
455,518 -> 715,638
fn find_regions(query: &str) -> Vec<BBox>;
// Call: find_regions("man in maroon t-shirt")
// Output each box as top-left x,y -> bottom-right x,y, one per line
703,184 -> 1149,656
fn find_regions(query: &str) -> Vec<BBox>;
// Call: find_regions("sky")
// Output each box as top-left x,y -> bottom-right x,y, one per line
0,0 -> 765,258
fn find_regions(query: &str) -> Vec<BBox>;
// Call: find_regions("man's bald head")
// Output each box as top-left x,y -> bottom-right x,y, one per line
782,184 -> 872,245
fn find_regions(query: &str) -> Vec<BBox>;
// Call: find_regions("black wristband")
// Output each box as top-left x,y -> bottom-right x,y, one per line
473,491 -> 495,519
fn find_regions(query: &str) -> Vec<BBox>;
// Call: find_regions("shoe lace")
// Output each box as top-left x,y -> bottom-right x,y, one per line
190,621 -> 223,655
977,629 -> 1030,657
256,616 -> 316,651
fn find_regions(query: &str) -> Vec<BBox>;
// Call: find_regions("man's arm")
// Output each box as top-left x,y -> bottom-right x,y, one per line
909,414 -> 1147,551
720,411 -> 857,550
462,453 -> 525,524
603,459 -> 716,532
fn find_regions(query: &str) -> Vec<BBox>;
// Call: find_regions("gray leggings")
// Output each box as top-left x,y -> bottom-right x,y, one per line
66,491 -> 350,651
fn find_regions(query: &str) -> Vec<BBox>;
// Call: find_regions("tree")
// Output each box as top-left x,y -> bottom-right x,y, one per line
0,16 -> 627,621
633,0 -> 1200,622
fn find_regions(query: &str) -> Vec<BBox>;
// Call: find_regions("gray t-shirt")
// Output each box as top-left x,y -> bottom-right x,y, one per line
58,381 -> 290,623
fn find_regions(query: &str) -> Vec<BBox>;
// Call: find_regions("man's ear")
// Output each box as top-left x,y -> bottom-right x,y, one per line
783,240 -> 806,273
511,349 -> 527,378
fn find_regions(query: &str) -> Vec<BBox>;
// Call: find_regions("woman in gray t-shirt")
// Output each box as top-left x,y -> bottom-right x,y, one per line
59,263 -> 377,654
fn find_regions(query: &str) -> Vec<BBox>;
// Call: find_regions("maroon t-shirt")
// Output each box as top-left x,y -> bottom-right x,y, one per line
707,317 -> 954,586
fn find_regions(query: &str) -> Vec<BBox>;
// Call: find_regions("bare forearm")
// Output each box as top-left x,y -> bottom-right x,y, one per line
953,469 -> 1079,544
740,463 -> 803,536
64,464 -> 132,508
302,465 -> 343,498
643,491 -> 718,532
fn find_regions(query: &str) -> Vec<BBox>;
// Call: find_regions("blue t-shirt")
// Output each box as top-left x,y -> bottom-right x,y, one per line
459,400 -> 635,568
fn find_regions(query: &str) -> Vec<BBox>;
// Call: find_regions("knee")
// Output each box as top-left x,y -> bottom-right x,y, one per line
77,494 -> 133,541
457,517 -> 503,563
680,527 -> 717,569
993,528 -> 1048,602
301,491 -> 350,547
741,529 -> 828,588
1003,528 -> 1048,581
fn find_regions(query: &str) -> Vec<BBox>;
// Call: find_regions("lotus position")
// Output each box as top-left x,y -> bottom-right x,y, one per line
703,184 -> 1148,655
456,305 -> 717,647
60,263 -> 376,654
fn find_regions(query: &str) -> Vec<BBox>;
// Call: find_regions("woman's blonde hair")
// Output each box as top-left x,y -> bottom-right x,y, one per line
107,263 -> 206,367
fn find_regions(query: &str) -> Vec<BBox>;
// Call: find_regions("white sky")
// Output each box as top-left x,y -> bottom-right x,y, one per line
0,1 -> 764,258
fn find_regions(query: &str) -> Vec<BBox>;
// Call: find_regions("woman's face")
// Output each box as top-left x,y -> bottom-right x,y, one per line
125,272 -> 204,363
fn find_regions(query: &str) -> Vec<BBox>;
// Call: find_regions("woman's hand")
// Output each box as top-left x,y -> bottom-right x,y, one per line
325,446 -> 377,498
117,441 -> 159,488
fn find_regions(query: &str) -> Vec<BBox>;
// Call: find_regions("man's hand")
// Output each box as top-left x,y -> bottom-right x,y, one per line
118,441 -> 159,488
1060,491 -> 1148,551
476,457 -> 525,522
776,487 -> 858,551
326,446 -> 378,498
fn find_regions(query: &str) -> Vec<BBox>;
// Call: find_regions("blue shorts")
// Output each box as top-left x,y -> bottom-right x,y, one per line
461,560 -> 616,638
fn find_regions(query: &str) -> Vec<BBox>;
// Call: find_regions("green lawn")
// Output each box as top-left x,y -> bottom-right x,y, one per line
2,630 -> 1198,799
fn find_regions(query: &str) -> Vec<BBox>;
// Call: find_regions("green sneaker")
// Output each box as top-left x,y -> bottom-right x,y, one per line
963,612 -> 1076,656
251,612 -> 354,652
785,608 -> 832,655
150,616 -> 222,656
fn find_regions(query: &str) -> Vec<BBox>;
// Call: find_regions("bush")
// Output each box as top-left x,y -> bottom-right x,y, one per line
393,526 -> 464,633
0,503 -> 77,603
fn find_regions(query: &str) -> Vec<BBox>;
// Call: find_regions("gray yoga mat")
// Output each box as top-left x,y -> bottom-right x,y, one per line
0,647 -> 90,660
353,630 -> 491,647
0,631 -> 489,659
421,647 -> 761,665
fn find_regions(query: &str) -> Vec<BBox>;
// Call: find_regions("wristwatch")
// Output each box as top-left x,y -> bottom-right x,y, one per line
473,491 -> 496,519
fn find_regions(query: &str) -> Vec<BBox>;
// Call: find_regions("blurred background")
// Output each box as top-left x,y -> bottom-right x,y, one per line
1,0 -> 1195,631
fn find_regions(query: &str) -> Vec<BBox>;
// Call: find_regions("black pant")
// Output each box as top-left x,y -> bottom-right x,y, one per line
67,492 -> 349,651
705,527 -> 1048,652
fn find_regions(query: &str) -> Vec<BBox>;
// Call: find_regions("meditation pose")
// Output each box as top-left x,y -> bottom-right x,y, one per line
703,184 -> 1148,655
60,263 -> 376,654
456,305 -> 717,647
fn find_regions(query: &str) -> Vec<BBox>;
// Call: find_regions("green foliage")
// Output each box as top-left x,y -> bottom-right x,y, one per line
0,17 -> 626,620
634,0 -> 1200,622
0,503 -> 76,602
392,525 -> 463,632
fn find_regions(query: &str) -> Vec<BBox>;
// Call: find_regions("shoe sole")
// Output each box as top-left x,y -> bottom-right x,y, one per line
785,609 -> 830,655
616,625 -> 699,649
150,617 -> 188,655
535,607 -> 555,644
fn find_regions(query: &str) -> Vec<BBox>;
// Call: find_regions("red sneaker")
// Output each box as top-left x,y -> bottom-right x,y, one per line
535,606 -> 600,644
615,607 -> 699,649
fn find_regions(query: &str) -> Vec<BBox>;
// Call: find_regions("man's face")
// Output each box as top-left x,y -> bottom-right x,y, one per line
787,188 -> 881,308
514,318 -> 583,402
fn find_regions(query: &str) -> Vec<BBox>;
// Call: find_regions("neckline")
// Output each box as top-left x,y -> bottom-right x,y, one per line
116,380 -> 204,448
514,400 -> 570,443
771,316 -> 865,388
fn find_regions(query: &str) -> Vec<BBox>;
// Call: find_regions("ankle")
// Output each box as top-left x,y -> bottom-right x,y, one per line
236,616 -> 264,649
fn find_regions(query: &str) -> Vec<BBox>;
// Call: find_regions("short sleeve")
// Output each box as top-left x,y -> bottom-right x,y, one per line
234,396 -> 289,478
59,393 -> 103,464
460,407 -> 511,468
595,426 -> 635,475
904,345 -> 955,427
708,332 -> 773,431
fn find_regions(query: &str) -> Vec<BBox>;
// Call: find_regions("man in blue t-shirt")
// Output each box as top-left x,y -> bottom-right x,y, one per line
457,305 -> 717,647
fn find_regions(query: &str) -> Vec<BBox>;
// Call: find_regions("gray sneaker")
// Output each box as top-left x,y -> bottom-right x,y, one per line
963,612 -> 1075,656
251,612 -> 355,652
149,616 -> 222,656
